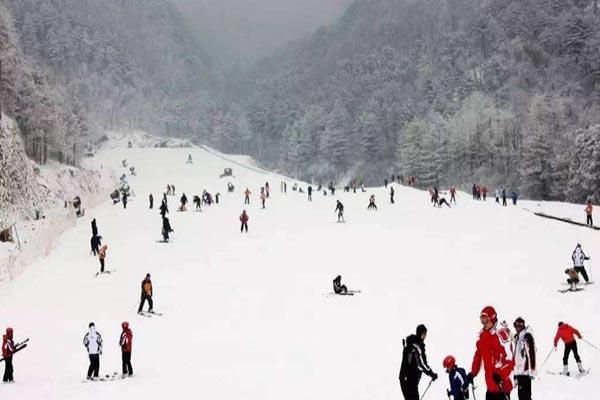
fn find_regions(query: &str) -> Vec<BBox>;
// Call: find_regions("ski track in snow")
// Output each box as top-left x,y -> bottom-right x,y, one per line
0,146 -> 598,399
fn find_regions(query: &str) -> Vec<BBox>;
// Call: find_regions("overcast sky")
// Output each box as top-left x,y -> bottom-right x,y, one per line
172,0 -> 352,66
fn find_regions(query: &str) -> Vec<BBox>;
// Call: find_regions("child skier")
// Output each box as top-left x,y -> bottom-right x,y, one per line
553,322 -> 585,376
443,355 -> 470,400
193,195 -> 202,211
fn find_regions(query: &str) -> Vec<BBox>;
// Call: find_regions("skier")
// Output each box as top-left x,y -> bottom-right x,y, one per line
367,195 -> 377,210
571,243 -> 590,284
91,218 -> 98,237
308,185 -> 313,202
472,184 -> 477,200
482,186 -> 488,201
187,154 -> 193,164
329,182 -> 335,196
265,182 -> 270,198
585,200 -> 593,226
172,185 -> 176,196
467,306 -> 514,400
511,191 -> 518,205
260,189 -> 266,209
332,275 -> 348,295
494,188 -> 500,203
137,274 -> 154,313
244,188 -> 251,205
179,193 -> 188,212
553,322 -> 585,376
90,234 -> 102,256
240,210 -> 249,233
432,187 -> 439,206
2,327 -> 16,382
161,216 -> 173,242
122,191 -> 128,209
399,324 -> 438,400
98,244 -> 108,273
83,322 -> 103,380
335,200 -> 344,222
159,200 -> 169,218
120,321 -> 133,377
513,317 -> 536,400
149,193 -> 153,209
437,197 -> 451,208
193,195 -> 202,211
442,355 -> 469,400
564,268 -> 580,291
215,193 -> 220,204
450,187 -> 456,204
502,189 -> 507,206
390,186 -> 395,204
384,178 -> 388,188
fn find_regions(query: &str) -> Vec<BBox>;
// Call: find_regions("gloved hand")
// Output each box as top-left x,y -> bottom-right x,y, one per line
431,372 -> 438,381
467,372 -> 474,384
492,372 -> 502,384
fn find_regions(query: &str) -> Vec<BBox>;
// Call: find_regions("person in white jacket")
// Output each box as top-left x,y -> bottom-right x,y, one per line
571,244 -> 590,283
513,317 -> 536,400
83,322 -> 103,379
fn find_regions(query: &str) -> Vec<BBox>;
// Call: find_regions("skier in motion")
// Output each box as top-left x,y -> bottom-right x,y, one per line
399,324 -> 438,400
571,243 -> 590,284
335,200 -> 345,222
83,322 -> 103,380
137,273 -> 154,314
120,321 -> 133,377
553,322 -> 585,376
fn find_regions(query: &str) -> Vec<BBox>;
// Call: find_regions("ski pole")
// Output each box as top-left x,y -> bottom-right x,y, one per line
539,348 -> 555,371
471,383 -> 477,400
582,338 -> 599,351
420,378 -> 434,400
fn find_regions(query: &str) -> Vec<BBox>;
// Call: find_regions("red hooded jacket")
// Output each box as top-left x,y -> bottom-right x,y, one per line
554,324 -> 581,347
240,212 -> 249,223
471,323 -> 514,393
2,334 -> 15,358
120,328 -> 133,353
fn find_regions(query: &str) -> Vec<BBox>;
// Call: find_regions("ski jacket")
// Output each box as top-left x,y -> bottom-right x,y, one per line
141,278 -> 153,297
240,212 -> 249,223
471,322 -> 514,393
181,194 -> 188,205
244,189 -> 251,197
2,335 -> 15,358
572,247 -> 587,267
554,324 -> 581,347
514,327 -> 536,376
399,334 -> 435,384
83,327 -> 103,355
98,245 -> 107,260
586,203 -> 593,215
120,329 -> 133,353
482,187 -> 488,194
448,367 -> 469,400
335,202 -> 344,212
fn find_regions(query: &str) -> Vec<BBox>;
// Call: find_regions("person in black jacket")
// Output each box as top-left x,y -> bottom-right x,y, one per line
159,200 -> 169,218
399,324 -> 438,400
161,217 -> 173,242
332,275 -> 348,294
149,194 -> 154,209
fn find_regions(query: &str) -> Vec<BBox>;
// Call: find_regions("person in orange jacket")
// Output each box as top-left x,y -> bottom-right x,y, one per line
98,244 -> 108,273
585,200 -> 593,226
553,322 -> 585,375
137,274 -> 153,313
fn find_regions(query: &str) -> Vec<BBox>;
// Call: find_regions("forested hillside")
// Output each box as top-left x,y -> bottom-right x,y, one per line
243,0 -> 600,200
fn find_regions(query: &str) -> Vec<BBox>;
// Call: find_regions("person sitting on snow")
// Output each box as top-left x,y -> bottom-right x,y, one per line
333,275 -> 348,295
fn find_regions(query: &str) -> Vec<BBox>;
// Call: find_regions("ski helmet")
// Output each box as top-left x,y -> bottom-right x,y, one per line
6,327 -> 13,336
480,306 -> 497,323
122,321 -> 129,330
443,355 -> 456,369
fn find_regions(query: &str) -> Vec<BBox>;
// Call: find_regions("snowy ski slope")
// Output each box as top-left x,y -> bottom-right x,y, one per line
0,145 -> 598,399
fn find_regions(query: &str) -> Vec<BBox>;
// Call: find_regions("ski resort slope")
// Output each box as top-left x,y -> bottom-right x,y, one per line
1,145 -> 598,400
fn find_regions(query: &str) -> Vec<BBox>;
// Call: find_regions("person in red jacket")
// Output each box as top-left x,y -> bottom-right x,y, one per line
468,306 -> 514,400
120,321 -> 133,376
240,210 -> 249,233
553,322 -> 585,375
2,327 -> 16,382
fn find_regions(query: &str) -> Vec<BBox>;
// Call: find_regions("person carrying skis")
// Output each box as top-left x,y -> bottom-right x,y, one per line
244,188 -> 251,204
138,274 -> 154,313
83,322 -> 103,380
399,324 -> 438,400
443,355 -> 469,400
553,322 -> 585,376
120,321 -> 133,376
308,185 -> 313,202
149,193 -> 154,209
367,195 -> 377,210
585,200 -> 593,226
571,243 -> 590,284
335,200 -> 344,222
2,327 -> 16,382
98,244 -> 108,273
450,187 -> 456,204
240,210 -> 249,233
161,217 -> 173,242
467,306 -> 514,400
159,200 -> 169,217
179,193 -> 188,211
332,275 -> 348,295
513,317 -> 536,400
390,186 -> 395,204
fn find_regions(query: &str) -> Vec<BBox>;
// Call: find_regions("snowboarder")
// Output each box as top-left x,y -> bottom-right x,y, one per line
161,217 -> 173,242
335,200 -> 344,222
511,191 -> 518,205
332,275 -> 348,295
449,187 -> 457,204
179,193 -> 188,212
399,324 -> 437,400
120,321 -> 133,376
564,268 -> 580,291
308,185 -> 313,202
122,191 -> 128,209
83,322 -> 103,380
571,243 -> 590,284
2,327 -> 16,382
90,235 -> 102,256
367,195 -> 377,210
244,188 -> 251,205
240,210 -> 249,233
513,317 -> 536,400
159,200 -> 169,218
149,194 -> 153,209
390,186 -> 395,204
193,195 -> 202,211
553,322 -> 585,376
138,274 -> 153,313
585,200 -> 593,226
467,306 -> 514,400
442,355 -> 469,400
98,244 -> 108,273
502,189 -> 507,206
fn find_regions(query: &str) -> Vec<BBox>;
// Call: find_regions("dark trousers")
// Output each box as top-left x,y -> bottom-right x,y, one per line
88,354 -> 100,378
574,266 -> 589,283
308,194 -> 312,201
586,215 -> 593,226
390,195 -> 394,204
486,392 -> 510,400
100,258 -> 105,272
515,375 -> 532,400
122,352 -> 133,375
138,294 -> 153,312
451,194 -> 456,203
563,341 -> 581,365
244,196 -> 250,204
399,378 -> 419,400
241,222 -> 248,232
334,285 -> 348,294
150,200 -> 153,209
3,357 -> 13,382
502,198 -> 507,206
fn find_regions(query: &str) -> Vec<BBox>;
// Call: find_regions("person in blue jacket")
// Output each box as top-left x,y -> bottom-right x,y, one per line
443,355 -> 469,399
511,191 -> 518,205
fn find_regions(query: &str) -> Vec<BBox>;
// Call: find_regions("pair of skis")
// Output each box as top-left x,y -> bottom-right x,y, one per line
83,372 -> 134,383
137,310 -> 162,318
95,269 -> 117,278
0,338 -> 29,363
546,369 -> 590,379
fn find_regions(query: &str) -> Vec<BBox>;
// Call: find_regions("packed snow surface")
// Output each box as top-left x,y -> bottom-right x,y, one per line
0,146 -> 598,399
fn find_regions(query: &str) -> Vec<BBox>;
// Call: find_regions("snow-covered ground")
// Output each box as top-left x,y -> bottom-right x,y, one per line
0,144 -> 598,400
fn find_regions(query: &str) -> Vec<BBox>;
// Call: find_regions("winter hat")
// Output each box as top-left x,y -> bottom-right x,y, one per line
480,306 -> 497,323
89,322 -> 95,328
6,327 -> 13,336
416,324 -> 428,337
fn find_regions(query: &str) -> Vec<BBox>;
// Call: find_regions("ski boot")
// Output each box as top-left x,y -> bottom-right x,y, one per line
562,365 -> 570,376
578,362 -> 585,373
